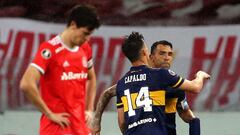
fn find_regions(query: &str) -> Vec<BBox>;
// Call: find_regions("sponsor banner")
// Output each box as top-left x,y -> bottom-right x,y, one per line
0,18 -> 240,111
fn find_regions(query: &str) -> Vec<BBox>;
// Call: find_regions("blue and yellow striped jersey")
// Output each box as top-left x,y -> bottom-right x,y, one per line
116,65 -> 184,135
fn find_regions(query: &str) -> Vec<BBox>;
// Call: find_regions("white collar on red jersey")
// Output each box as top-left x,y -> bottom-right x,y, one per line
57,35 -> 79,52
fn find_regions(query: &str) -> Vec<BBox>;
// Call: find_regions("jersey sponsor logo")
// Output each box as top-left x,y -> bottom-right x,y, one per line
41,49 -> 51,59
61,71 -> 88,80
125,74 -> 146,84
128,117 -> 157,129
168,69 -> 176,76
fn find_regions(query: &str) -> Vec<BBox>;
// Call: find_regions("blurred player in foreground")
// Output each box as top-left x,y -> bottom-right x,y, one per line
20,4 -> 100,135
93,33 -> 209,134
92,40 -> 201,135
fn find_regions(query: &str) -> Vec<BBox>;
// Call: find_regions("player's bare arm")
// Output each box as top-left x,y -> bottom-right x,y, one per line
179,71 -> 210,93
92,84 -> 117,135
176,99 -> 196,123
117,107 -> 125,134
85,67 -> 97,126
178,108 -> 201,135
178,109 -> 195,123
19,66 -> 70,128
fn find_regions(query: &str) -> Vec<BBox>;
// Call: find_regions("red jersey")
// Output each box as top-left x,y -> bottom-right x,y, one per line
31,35 -> 93,135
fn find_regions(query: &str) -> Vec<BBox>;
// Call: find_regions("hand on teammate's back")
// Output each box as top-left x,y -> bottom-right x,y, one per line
85,111 -> 94,127
46,112 -> 70,128
91,120 -> 101,135
86,111 -> 101,134
92,128 -> 101,135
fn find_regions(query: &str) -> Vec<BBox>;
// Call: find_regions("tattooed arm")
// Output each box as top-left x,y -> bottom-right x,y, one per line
91,84 -> 117,135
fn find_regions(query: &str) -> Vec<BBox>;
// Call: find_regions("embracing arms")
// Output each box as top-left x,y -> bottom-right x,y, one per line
91,84 -> 117,135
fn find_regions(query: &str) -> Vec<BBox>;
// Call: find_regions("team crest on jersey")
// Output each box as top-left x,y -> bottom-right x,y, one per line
82,57 -> 88,68
41,49 -> 51,59
168,69 -> 176,76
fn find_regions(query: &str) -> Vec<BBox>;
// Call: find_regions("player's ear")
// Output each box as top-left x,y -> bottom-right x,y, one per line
69,21 -> 77,29
141,49 -> 147,57
141,48 -> 149,57
149,54 -> 153,59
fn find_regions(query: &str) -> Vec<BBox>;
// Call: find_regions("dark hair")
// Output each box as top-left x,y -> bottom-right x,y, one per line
151,40 -> 173,54
67,4 -> 100,30
122,32 -> 145,62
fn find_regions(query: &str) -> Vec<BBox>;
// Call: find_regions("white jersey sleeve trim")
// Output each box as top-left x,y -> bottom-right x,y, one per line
30,63 -> 45,74
87,58 -> 93,69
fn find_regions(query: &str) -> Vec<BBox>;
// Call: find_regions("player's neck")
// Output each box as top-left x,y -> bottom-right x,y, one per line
132,59 -> 148,67
60,30 -> 75,48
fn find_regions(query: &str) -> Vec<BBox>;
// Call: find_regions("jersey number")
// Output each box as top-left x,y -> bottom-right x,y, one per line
124,87 -> 153,117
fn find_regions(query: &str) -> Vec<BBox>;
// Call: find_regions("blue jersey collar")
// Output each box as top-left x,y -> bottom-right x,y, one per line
130,65 -> 148,71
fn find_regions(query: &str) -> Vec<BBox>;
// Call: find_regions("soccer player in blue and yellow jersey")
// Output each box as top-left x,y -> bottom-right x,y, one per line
91,36 -> 207,135
150,40 -> 200,135
115,32 -> 210,135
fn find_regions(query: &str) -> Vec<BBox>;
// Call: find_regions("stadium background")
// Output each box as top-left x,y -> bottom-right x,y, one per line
0,0 -> 240,135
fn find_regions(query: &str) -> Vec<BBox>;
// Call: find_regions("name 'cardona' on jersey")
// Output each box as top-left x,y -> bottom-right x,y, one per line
61,72 -> 88,80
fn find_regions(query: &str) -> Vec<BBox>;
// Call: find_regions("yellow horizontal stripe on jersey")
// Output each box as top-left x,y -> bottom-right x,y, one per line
121,96 -> 128,112
149,90 -> 165,106
165,98 -> 178,113
131,93 -> 138,109
121,90 -> 165,112
121,93 -> 138,112
172,77 -> 183,88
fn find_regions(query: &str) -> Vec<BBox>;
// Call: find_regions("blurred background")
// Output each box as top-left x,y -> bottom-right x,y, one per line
0,0 -> 240,135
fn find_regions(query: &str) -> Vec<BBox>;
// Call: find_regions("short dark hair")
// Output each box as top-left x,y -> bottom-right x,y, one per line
151,40 -> 173,54
67,4 -> 100,30
122,32 -> 145,62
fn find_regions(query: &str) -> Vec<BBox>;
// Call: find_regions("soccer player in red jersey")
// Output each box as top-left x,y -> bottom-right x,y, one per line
20,5 -> 100,135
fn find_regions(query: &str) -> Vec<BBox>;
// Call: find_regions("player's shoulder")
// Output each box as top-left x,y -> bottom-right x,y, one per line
81,42 -> 91,48
116,77 -> 125,93
39,36 -> 64,58
147,67 -> 161,72
116,71 -> 131,89
158,68 -> 178,77
47,35 -> 62,46
148,67 -> 171,75
118,72 -> 129,84
40,36 -> 64,53
80,42 -> 92,56
40,36 -> 60,47
80,42 -> 92,53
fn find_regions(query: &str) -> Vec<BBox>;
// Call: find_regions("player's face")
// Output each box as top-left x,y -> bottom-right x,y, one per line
72,26 -> 93,46
150,44 -> 173,68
